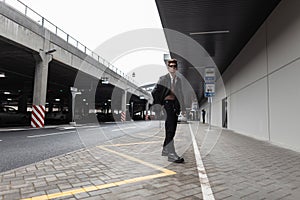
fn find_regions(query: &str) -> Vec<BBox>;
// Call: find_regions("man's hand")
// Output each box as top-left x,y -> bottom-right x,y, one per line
148,96 -> 153,104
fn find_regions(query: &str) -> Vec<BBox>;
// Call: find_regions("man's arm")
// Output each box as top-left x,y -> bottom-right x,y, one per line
151,77 -> 164,105
178,78 -> 186,113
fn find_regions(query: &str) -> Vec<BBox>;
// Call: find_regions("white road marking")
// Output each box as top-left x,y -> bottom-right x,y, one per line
0,128 -> 27,132
57,127 -> 76,130
76,125 -> 97,129
44,125 -> 58,129
112,126 -> 136,132
27,131 -> 76,138
56,126 -> 108,132
85,127 -> 108,131
189,123 -> 215,200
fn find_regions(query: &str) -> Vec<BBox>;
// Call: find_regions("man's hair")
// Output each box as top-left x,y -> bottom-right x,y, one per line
167,59 -> 177,65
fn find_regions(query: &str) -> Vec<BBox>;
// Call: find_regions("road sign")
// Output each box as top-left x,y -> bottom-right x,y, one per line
204,67 -> 216,97
205,67 -> 215,83
204,83 -> 215,97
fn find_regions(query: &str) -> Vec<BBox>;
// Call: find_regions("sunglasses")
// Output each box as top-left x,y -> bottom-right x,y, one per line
168,64 -> 177,69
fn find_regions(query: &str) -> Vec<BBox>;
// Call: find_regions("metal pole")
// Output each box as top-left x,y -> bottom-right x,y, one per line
70,87 -> 81,125
72,93 -> 75,122
208,97 -> 212,130
131,101 -> 134,119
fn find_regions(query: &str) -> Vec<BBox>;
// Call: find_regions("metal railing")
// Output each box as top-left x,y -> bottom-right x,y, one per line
1,0 -> 138,85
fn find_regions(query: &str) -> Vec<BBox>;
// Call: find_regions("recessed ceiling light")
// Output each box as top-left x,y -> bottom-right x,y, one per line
0,73 -> 5,78
190,30 -> 230,35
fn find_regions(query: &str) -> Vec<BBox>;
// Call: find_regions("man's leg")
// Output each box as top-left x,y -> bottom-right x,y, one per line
162,101 -> 184,163
163,101 -> 177,154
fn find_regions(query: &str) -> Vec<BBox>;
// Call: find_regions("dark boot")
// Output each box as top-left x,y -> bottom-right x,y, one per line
168,152 -> 184,163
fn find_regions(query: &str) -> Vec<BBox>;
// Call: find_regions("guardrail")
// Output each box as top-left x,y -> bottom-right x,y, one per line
1,0 -> 139,85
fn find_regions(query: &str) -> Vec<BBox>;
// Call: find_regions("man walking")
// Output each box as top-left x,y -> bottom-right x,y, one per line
152,59 -> 185,163
202,109 -> 206,124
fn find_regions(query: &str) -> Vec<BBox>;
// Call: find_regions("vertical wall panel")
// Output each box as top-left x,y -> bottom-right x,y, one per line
230,78 -> 269,140
217,0 -> 300,152
267,0 -> 300,73
269,59 -> 300,151
229,24 -> 268,95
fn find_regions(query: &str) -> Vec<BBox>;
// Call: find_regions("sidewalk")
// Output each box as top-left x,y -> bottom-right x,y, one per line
198,125 -> 300,200
0,122 -> 299,199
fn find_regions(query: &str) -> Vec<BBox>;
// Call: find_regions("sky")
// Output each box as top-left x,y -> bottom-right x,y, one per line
16,0 -> 169,85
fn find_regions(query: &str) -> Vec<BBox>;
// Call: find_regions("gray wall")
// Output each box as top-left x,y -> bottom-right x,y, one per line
213,0 -> 300,152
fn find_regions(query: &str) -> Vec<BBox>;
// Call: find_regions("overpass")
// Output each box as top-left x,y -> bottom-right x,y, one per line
0,0 -> 151,127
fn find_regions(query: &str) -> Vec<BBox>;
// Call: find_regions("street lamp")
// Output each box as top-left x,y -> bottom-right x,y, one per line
46,49 -> 56,54
70,87 -> 81,126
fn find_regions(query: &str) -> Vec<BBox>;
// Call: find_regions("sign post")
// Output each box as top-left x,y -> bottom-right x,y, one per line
204,67 -> 216,130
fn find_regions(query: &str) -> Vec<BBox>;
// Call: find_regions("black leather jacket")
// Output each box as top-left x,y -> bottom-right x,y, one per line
151,74 -> 186,112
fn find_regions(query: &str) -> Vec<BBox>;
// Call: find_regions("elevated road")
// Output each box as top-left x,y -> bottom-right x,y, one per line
0,1 -> 151,127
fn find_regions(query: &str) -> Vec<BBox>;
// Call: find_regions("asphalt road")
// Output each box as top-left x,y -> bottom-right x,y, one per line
0,121 -> 162,173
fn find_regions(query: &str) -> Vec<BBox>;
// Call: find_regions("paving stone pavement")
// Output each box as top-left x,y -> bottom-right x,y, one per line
0,122 -> 202,200
196,125 -> 300,200
0,122 -> 300,199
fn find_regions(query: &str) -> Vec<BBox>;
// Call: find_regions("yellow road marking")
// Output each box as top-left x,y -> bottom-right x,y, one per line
23,143 -> 176,200
103,140 -> 162,147
98,146 -> 176,174
136,133 -> 165,139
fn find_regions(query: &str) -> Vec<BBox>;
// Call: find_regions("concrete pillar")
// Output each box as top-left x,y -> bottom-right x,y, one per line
31,50 -> 52,128
121,91 -> 127,112
32,50 -> 52,106
121,91 -> 127,121
31,29 -> 54,128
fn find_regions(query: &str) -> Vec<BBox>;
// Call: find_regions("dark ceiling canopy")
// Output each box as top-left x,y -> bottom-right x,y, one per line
155,0 -> 281,103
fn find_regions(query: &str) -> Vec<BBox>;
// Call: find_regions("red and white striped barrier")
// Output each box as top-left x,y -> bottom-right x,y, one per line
121,111 -> 126,122
31,105 -> 45,128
